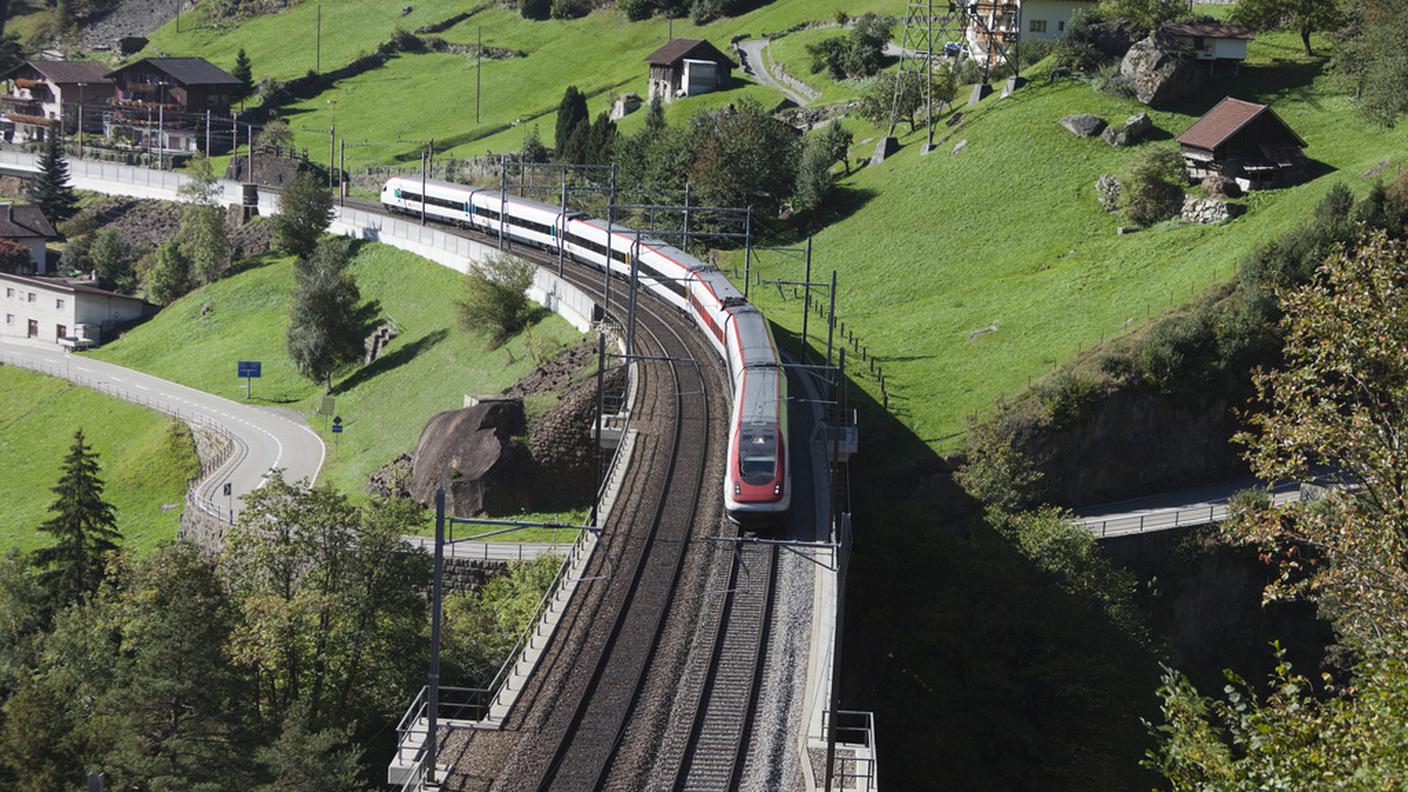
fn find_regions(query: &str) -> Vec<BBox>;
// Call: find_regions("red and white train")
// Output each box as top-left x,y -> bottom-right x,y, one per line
381,176 -> 790,523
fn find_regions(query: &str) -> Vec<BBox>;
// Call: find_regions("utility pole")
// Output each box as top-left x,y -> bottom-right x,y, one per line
315,1 -> 322,74
826,269 -> 837,367
76,82 -> 85,159
247,122 -> 254,182
426,488 -> 446,789
156,83 -> 166,170
204,108 -> 210,154
328,125 -> 335,187
475,26 -> 482,124
339,139 -> 346,206
801,237 -> 812,362
419,150 -> 427,226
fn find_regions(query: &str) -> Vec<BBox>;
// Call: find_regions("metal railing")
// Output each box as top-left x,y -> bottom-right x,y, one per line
823,709 -> 879,792
1079,487 -> 1302,538
393,684 -> 493,792
391,321 -> 637,788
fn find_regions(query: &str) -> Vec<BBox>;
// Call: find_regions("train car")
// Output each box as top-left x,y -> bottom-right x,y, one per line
381,175 -> 792,524
722,306 -> 790,522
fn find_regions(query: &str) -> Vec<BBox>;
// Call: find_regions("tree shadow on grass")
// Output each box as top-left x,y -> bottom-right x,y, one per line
333,327 -> 448,396
836,378 -> 1167,790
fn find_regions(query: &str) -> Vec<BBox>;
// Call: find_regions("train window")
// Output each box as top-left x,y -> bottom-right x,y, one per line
738,428 -> 777,484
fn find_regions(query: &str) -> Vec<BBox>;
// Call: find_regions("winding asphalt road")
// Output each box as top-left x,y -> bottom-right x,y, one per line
0,338 -> 324,518
736,38 -> 814,106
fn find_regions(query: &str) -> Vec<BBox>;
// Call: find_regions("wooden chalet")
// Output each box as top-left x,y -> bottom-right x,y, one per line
0,60 -> 115,144
1176,97 -> 1308,190
645,38 -> 736,103
103,57 -> 242,154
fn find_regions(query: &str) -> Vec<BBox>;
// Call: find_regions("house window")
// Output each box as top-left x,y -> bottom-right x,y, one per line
1030,19 -> 1047,32
55,298 -> 64,309
26,292 -> 34,302
5,288 -> 12,298
1058,20 -> 1065,31
4,314 -> 11,325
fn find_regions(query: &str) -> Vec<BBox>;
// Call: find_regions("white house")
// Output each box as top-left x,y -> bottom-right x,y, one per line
0,60 -> 115,144
0,205 -> 57,273
0,272 -> 154,346
1159,21 -> 1255,68
965,0 -> 1098,66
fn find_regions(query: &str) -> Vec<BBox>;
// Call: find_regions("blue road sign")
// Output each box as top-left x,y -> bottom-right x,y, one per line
237,361 -> 262,378
331,424 -> 343,434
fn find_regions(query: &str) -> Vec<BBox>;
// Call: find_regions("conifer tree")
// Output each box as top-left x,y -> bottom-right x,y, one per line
232,48 -> 254,101
31,430 -> 120,608
25,128 -> 77,224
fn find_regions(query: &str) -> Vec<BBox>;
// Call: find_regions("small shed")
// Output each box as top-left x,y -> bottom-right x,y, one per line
1159,21 -> 1255,71
645,38 -> 736,103
1176,97 -> 1307,190
0,205 -> 57,273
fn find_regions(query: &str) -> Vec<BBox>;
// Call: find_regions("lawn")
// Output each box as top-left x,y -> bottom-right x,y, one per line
142,0 -> 903,166
0,367 -> 200,554
91,241 -> 584,497
765,26 -> 874,105
740,23 -> 1408,459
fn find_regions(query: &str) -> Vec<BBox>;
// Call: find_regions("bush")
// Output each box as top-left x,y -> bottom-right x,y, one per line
550,0 -> 590,18
1121,145 -> 1185,227
519,0 -> 550,20
1136,306 -> 1217,393
0,238 -> 30,273
59,233 -> 92,274
690,0 -> 722,25
1098,351 -> 1137,380
1055,10 -> 1109,74
956,410 -> 1044,512
456,255 -> 537,345
620,0 -> 653,19
1227,486 -> 1271,517
1019,37 -> 1058,67
1038,372 -> 1103,428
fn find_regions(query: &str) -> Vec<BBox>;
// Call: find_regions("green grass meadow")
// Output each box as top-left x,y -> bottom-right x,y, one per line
742,23 -> 1408,456
91,241 -> 584,497
0,367 -> 200,553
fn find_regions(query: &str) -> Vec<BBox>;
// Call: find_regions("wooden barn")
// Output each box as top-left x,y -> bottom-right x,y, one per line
1176,96 -> 1308,190
645,38 -> 736,103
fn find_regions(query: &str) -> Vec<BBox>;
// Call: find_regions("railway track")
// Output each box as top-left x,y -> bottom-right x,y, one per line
354,202 -> 785,792
672,543 -> 779,791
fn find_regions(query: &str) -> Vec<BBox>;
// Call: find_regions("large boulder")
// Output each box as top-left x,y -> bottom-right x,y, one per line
1119,36 -> 1204,106
1201,174 -> 1241,198
1102,112 -> 1154,146
1060,114 -> 1108,137
1091,19 -> 1141,57
409,399 -> 535,516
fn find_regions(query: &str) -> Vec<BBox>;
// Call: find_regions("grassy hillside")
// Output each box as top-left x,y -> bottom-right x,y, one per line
0,367 -> 199,553
91,241 -> 583,496
141,0 -> 902,163
743,23 -> 1408,456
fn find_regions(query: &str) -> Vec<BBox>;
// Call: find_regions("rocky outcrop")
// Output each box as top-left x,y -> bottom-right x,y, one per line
409,400 -> 535,516
775,101 -> 860,131
527,367 -> 626,507
1096,173 -> 1122,211
1060,114 -> 1107,137
367,452 -> 413,499
1119,36 -> 1204,106
1102,112 -> 1153,147
1181,196 -> 1244,224
1020,386 -> 1247,506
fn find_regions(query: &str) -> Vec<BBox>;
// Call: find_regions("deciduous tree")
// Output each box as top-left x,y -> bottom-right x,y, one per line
147,238 -> 192,305
1226,232 -> 1408,648
1232,0 -> 1341,55
272,170 -> 334,259
456,254 -> 537,344
0,237 -> 30,273
286,237 -> 364,389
